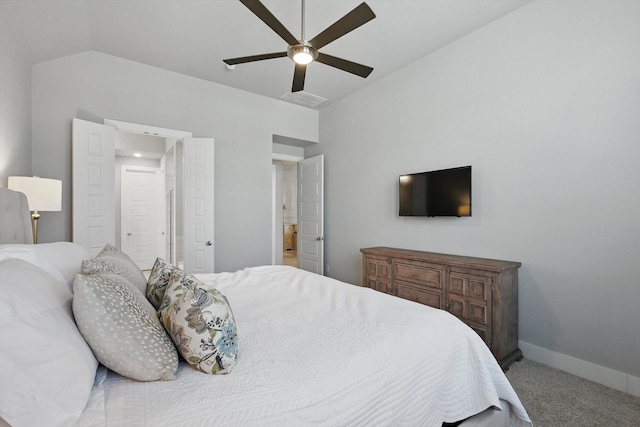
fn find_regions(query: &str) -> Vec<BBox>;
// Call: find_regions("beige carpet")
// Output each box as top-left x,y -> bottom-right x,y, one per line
506,358 -> 640,426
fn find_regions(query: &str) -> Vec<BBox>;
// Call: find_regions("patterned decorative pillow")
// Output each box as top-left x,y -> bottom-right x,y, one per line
73,273 -> 179,381
159,272 -> 238,374
81,243 -> 147,294
146,257 -> 184,310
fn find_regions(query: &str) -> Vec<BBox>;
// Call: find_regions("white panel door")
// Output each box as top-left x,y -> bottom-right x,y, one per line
121,166 -> 163,270
298,154 -> 324,275
183,138 -> 214,274
72,118 -> 115,256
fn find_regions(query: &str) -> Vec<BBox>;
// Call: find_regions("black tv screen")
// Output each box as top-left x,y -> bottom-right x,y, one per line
399,166 -> 472,217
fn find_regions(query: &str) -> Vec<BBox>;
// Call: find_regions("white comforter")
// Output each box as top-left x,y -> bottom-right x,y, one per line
78,266 -> 531,427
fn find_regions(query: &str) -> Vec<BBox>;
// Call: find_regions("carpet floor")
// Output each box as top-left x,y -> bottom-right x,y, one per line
506,358 -> 640,426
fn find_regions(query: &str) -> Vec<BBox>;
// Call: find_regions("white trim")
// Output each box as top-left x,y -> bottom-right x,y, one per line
630,375 -> 640,398
104,119 -> 192,139
519,341 -> 640,397
271,164 -> 276,266
272,153 -> 304,162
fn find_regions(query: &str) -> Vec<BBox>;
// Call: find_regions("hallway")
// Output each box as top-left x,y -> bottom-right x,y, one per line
283,250 -> 297,267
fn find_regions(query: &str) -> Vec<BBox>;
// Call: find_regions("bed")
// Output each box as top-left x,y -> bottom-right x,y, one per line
0,188 -> 532,427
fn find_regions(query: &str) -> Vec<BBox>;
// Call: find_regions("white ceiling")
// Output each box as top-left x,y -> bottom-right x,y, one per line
1,0 -> 531,109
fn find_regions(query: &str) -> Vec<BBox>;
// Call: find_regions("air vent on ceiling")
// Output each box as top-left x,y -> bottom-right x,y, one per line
280,91 -> 327,108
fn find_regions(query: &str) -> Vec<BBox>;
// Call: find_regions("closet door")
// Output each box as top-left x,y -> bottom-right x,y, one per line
121,165 -> 163,270
72,118 -> 115,256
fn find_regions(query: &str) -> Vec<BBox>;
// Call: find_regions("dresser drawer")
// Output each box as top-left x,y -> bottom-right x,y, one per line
396,283 -> 442,309
394,262 -> 444,289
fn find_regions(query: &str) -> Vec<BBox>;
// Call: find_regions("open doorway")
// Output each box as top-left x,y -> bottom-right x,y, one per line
114,131 -> 168,272
112,127 -> 214,274
72,118 -> 215,274
106,119 -> 216,274
272,135 -> 322,273
272,159 -> 300,267
282,161 -> 298,267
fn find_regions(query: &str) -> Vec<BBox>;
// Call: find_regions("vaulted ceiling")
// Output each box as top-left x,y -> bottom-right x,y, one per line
2,0 -> 531,108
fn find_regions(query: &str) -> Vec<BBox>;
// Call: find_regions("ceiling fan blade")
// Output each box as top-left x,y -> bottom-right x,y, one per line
292,63 -> 307,92
223,51 -> 287,65
308,2 -> 375,50
239,0 -> 299,46
316,52 -> 373,78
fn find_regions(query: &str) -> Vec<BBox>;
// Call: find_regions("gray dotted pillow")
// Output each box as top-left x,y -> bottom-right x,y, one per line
81,244 -> 147,294
146,257 -> 184,310
73,273 -> 179,381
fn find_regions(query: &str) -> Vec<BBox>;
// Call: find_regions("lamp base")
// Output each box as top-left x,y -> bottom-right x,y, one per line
31,211 -> 40,244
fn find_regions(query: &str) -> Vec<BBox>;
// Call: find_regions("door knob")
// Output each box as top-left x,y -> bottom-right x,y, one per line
127,233 -> 131,236
206,241 -> 212,246
316,236 -> 325,241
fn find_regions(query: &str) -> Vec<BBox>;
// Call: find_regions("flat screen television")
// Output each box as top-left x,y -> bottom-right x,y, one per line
399,166 -> 471,217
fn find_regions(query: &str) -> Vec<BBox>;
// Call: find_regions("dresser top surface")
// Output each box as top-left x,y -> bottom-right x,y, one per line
360,247 -> 521,271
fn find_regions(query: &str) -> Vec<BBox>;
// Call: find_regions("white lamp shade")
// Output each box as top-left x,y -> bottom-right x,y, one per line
8,176 -> 62,212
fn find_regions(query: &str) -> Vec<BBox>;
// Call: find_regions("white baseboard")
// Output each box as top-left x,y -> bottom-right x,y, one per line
519,341 -> 640,398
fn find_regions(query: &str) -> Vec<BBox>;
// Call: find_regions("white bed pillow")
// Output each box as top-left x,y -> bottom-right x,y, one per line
80,243 -> 147,294
159,272 -> 238,374
0,242 -> 91,288
73,273 -> 179,381
28,241 -> 92,285
0,258 -> 98,427
146,257 -> 184,310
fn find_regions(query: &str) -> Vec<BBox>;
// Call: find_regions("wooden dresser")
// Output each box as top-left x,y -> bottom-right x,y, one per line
360,247 -> 522,370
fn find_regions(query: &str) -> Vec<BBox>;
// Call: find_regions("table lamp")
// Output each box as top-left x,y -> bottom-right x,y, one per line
8,176 -> 62,244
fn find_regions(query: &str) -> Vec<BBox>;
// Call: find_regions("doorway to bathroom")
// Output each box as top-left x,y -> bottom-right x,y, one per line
273,159 -> 299,268
281,161 -> 298,267
272,135 -> 323,274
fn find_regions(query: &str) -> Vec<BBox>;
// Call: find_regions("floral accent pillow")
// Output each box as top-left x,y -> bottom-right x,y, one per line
146,257 -> 184,310
73,273 -> 179,381
159,272 -> 238,374
81,243 -> 147,294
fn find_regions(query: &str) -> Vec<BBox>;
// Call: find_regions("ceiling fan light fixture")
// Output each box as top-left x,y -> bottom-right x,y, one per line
293,51 -> 313,65
288,44 -> 317,65
224,0 -> 375,93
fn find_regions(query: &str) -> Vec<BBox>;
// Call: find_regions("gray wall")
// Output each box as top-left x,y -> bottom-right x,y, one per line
31,51 -> 318,272
0,13 -> 32,185
309,1 -> 640,380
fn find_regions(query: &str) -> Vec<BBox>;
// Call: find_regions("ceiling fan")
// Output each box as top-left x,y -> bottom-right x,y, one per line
223,0 -> 376,93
